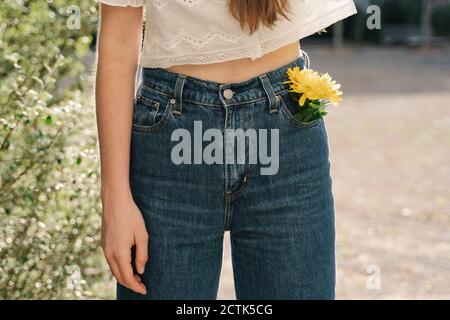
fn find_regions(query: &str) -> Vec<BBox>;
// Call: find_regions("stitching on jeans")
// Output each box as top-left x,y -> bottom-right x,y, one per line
136,94 -> 160,110
223,106 -> 231,230
141,82 -> 290,108
224,173 -> 250,202
131,99 -> 173,133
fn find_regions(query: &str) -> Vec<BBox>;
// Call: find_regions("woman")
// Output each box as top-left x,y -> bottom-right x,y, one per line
95,0 -> 357,299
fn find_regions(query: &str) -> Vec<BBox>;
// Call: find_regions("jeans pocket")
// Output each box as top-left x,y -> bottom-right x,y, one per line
277,91 -> 323,129
131,85 -> 173,133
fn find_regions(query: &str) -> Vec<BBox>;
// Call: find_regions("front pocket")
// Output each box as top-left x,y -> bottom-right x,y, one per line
131,88 -> 173,133
277,92 -> 322,129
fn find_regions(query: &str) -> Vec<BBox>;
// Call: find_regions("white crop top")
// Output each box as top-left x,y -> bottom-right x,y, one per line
97,0 -> 357,68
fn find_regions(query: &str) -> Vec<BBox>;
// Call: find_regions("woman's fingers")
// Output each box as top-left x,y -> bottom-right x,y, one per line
105,246 -> 147,295
117,251 -> 147,295
134,230 -> 149,275
100,198 -> 149,296
104,248 -> 124,284
106,257 -> 124,285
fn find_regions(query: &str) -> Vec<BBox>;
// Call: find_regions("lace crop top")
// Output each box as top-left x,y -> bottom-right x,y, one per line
97,0 -> 357,68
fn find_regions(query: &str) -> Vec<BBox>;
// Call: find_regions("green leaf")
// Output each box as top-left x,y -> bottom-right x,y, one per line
295,107 -> 316,122
318,110 -> 328,117
294,112 -> 306,122
307,100 -> 330,110
44,115 -> 52,125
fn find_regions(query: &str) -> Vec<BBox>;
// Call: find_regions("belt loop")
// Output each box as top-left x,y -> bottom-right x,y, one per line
259,73 -> 279,114
172,74 -> 187,116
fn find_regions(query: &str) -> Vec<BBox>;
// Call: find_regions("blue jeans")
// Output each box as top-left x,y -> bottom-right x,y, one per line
118,51 -> 336,300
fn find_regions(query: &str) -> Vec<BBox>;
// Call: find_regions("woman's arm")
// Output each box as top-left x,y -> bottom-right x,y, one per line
95,4 -> 147,295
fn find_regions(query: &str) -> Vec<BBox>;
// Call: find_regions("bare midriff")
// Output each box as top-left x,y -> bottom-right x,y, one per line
164,41 -> 301,84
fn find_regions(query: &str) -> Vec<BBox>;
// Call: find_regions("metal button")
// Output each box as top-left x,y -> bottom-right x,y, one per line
223,89 -> 234,100
152,101 -> 160,111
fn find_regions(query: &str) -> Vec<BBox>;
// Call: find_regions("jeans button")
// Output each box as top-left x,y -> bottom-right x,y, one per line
223,89 -> 234,100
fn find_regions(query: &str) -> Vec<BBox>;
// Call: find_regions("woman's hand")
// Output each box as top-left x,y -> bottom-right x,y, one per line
101,188 -> 148,295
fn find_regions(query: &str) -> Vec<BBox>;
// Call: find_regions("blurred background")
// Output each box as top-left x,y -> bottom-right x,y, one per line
0,0 -> 449,299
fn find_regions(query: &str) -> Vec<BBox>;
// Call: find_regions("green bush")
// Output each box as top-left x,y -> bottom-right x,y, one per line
0,0 -> 112,299
381,0 -> 422,24
432,4 -> 450,37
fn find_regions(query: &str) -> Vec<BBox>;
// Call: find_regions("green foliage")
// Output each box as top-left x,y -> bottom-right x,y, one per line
0,0 -> 112,299
380,0 -> 422,24
432,4 -> 450,37
289,92 -> 328,123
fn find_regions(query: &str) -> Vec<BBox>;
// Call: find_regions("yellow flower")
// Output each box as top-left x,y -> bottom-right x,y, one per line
283,66 -> 343,107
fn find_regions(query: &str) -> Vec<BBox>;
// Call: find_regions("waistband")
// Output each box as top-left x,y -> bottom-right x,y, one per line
139,49 -> 310,108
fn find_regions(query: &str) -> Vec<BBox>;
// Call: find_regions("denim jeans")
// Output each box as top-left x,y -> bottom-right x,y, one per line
117,50 -> 336,300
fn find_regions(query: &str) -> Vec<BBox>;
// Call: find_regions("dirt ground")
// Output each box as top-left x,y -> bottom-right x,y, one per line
217,45 -> 450,299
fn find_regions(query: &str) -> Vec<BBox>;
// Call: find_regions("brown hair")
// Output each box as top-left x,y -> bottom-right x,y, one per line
228,0 -> 292,35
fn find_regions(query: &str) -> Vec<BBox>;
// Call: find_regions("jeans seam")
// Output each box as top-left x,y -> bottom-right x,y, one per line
223,106 -> 231,230
224,174 -> 250,202
141,82 -> 290,108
